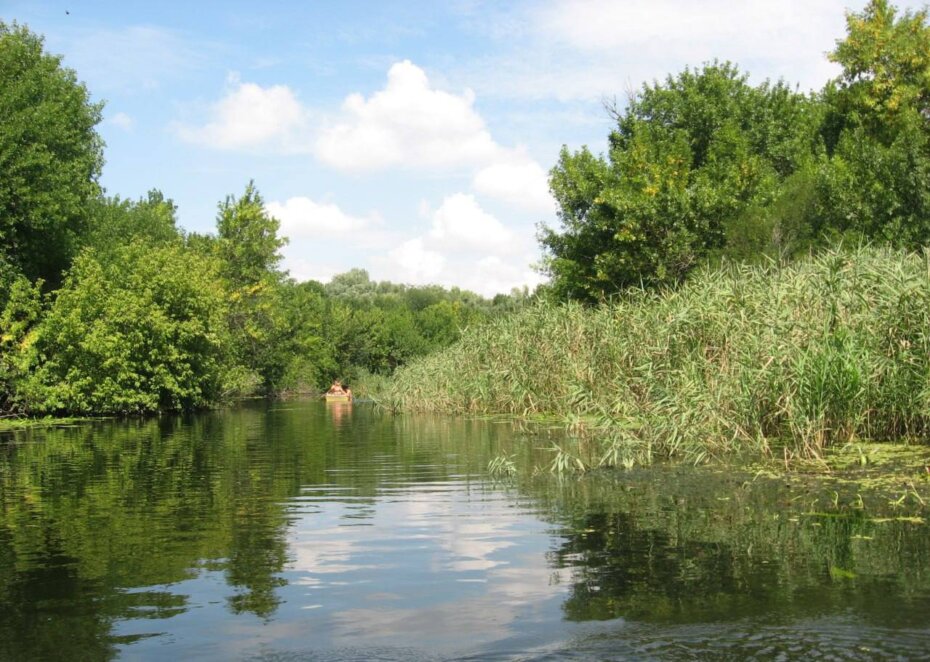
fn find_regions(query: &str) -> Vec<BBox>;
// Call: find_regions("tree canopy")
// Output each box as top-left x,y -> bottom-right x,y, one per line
0,21 -> 103,288
541,0 -> 930,303
541,62 -> 823,301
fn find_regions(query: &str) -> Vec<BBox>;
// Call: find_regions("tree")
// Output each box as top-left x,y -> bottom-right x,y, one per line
216,181 -> 286,287
324,268 -> 377,300
0,273 -> 42,413
815,1 -> 930,248
0,22 -> 104,286
827,0 -> 930,145
214,182 -> 295,394
82,190 -> 181,256
541,62 -> 823,302
24,241 -> 232,414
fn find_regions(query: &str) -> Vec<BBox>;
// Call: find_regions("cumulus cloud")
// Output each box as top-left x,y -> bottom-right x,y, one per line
428,193 -> 515,254
472,159 -> 555,213
267,196 -> 379,239
313,59 -> 556,213
535,0 -> 839,58
378,193 -> 542,296
389,238 -> 447,282
174,74 -> 308,151
280,254 -> 343,284
315,60 -> 502,171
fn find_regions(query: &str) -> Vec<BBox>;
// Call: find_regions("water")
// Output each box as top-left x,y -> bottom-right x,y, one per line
1,400 -> 929,660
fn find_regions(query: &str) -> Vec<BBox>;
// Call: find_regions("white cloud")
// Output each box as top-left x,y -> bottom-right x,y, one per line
377,193 -> 542,296
107,112 -> 134,131
268,196 -> 378,240
467,256 -> 545,297
281,255 -> 342,284
315,60 -> 502,171
472,159 -> 555,213
459,0 -> 930,102
389,238 -> 447,282
174,74 -> 308,151
536,0 -> 838,58
428,193 -> 515,254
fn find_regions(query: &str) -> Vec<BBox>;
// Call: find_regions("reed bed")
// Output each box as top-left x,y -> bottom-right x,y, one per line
386,247 -> 930,467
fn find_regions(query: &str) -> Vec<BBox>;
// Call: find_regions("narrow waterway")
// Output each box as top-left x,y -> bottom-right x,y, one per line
1,400 -> 928,660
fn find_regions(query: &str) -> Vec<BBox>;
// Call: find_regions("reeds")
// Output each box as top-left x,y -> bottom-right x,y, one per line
386,247 -> 930,466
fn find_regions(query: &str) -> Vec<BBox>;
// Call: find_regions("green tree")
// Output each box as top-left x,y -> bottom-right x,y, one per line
0,274 -> 42,412
24,241 -> 231,414
816,1 -> 930,247
324,268 -> 377,300
541,62 -> 824,301
827,0 -> 930,145
0,22 -> 104,286
216,181 -> 286,287
277,280 -> 338,392
214,182 -> 294,394
83,190 -> 181,256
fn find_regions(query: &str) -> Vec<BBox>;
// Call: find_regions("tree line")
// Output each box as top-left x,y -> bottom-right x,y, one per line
541,0 -> 930,302
0,22 -> 526,415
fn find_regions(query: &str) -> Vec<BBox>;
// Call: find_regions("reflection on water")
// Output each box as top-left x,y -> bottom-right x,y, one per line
0,401 -> 929,659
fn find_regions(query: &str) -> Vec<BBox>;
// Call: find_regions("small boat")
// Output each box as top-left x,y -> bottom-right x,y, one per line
324,393 -> 352,403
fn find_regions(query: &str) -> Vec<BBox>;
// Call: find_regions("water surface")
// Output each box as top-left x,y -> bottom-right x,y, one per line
1,401 -> 929,659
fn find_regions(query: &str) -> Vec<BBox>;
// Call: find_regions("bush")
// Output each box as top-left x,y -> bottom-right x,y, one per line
23,241 -> 233,413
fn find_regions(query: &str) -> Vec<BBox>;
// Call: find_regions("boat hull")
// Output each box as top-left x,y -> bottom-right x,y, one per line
324,394 -> 352,403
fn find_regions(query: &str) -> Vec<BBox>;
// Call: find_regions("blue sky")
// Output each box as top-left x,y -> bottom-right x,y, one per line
4,0 -> 924,295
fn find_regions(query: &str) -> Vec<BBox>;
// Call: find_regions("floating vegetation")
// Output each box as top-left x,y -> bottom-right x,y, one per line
0,416 -> 93,433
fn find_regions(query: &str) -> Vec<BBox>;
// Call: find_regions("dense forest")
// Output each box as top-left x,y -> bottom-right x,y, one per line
0,21 -> 528,416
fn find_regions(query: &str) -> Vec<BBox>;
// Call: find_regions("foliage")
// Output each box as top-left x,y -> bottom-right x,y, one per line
213,182 -> 293,394
0,22 -> 104,286
23,241 -> 231,414
82,190 -> 182,256
216,181 -> 286,287
389,247 -> 930,465
542,2 -> 930,303
827,0 -> 930,144
320,268 -> 523,381
814,1 -> 930,248
541,62 -> 824,301
0,274 -> 42,412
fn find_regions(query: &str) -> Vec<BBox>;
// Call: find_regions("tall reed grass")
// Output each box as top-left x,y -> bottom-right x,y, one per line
386,247 -> 930,466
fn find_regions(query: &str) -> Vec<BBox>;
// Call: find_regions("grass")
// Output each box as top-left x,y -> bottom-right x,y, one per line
385,246 -> 930,469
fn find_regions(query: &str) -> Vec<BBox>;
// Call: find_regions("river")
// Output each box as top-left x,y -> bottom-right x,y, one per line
1,400 -> 929,659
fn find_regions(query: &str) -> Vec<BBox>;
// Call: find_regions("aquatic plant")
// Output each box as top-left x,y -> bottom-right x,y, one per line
387,247 -> 930,466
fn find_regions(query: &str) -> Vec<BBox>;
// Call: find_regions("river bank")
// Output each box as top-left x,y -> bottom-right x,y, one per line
385,247 -> 930,470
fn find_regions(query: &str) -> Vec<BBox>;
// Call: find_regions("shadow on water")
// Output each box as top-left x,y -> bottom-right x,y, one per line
0,399 -> 928,659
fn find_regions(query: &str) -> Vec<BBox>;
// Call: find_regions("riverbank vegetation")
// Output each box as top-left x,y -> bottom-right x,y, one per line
0,22 -> 526,417
387,247 -> 930,465
388,1 -> 930,466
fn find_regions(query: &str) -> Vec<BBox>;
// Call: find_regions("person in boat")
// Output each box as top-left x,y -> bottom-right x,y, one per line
344,384 -> 353,400
326,380 -> 346,395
